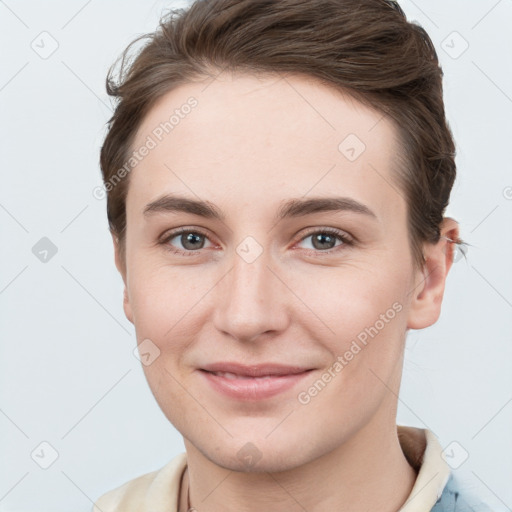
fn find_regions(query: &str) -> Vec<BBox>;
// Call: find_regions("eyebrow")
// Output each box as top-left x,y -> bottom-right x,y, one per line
143,194 -> 377,221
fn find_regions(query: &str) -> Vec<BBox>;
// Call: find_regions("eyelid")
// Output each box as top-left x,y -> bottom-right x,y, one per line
296,226 -> 354,245
159,226 -> 212,244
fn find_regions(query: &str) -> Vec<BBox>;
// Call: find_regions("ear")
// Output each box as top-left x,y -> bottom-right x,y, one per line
111,232 -> 134,325
406,218 -> 460,330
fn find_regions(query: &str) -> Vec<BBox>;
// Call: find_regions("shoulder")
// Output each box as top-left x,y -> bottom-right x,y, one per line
431,474 -> 494,512
91,452 -> 187,512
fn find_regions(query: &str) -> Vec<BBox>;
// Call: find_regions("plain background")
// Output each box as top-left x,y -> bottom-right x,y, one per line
1,1 -> 511,511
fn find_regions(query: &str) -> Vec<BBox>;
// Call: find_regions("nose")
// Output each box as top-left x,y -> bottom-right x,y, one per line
212,244 -> 289,343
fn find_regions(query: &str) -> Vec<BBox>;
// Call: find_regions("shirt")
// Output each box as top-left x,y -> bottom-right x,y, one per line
91,426 -> 491,512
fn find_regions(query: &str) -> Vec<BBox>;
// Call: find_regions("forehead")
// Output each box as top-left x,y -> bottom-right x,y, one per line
128,71 -> 404,219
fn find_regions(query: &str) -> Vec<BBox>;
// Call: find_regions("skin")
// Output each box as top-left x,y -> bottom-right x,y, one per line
113,71 -> 459,512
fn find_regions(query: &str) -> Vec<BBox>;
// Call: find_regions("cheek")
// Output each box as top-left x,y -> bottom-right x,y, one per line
290,258 -> 409,338
292,260 -> 410,400
294,279 -> 408,426
128,261 -> 206,332
127,265 -> 215,415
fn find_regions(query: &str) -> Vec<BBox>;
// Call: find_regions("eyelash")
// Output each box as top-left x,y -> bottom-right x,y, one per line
158,226 -> 354,258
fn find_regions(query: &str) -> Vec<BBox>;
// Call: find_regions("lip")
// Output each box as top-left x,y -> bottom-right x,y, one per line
201,362 -> 312,377
199,362 -> 314,401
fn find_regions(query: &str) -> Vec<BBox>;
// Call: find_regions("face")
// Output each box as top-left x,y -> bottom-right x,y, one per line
115,72 -> 440,473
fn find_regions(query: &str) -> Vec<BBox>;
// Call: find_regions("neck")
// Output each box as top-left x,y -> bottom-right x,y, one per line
180,420 -> 417,512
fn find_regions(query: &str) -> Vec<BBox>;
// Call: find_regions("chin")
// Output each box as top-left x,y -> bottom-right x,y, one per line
208,446 -> 308,474
189,429 -> 321,474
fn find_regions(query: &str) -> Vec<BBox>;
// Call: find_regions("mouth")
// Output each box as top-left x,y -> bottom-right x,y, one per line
198,363 -> 314,400
200,362 -> 313,377
206,371 -> 283,380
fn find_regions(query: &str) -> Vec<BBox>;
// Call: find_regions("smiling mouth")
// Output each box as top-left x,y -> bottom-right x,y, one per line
198,367 -> 314,401
200,361 -> 314,377
207,371 -> 282,380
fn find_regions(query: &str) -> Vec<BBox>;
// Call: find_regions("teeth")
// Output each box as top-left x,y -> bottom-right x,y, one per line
212,371 -> 274,380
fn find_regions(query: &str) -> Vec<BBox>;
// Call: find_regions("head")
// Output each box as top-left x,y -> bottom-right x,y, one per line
100,0 -> 461,472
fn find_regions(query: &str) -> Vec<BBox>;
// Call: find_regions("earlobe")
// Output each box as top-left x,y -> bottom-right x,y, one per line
406,218 -> 460,330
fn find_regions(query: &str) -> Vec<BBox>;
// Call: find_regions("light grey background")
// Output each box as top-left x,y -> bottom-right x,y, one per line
1,1 -> 511,511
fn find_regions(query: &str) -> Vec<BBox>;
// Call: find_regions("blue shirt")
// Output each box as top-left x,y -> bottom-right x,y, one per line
431,474 -> 493,511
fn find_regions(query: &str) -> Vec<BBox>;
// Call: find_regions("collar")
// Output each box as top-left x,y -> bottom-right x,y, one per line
397,426 -> 451,511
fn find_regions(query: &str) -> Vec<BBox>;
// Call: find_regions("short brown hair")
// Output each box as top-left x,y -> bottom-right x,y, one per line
100,0 -> 462,270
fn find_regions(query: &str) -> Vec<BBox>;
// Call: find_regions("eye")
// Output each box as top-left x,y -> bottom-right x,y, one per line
159,228 -> 214,256
295,228 -> 354,255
